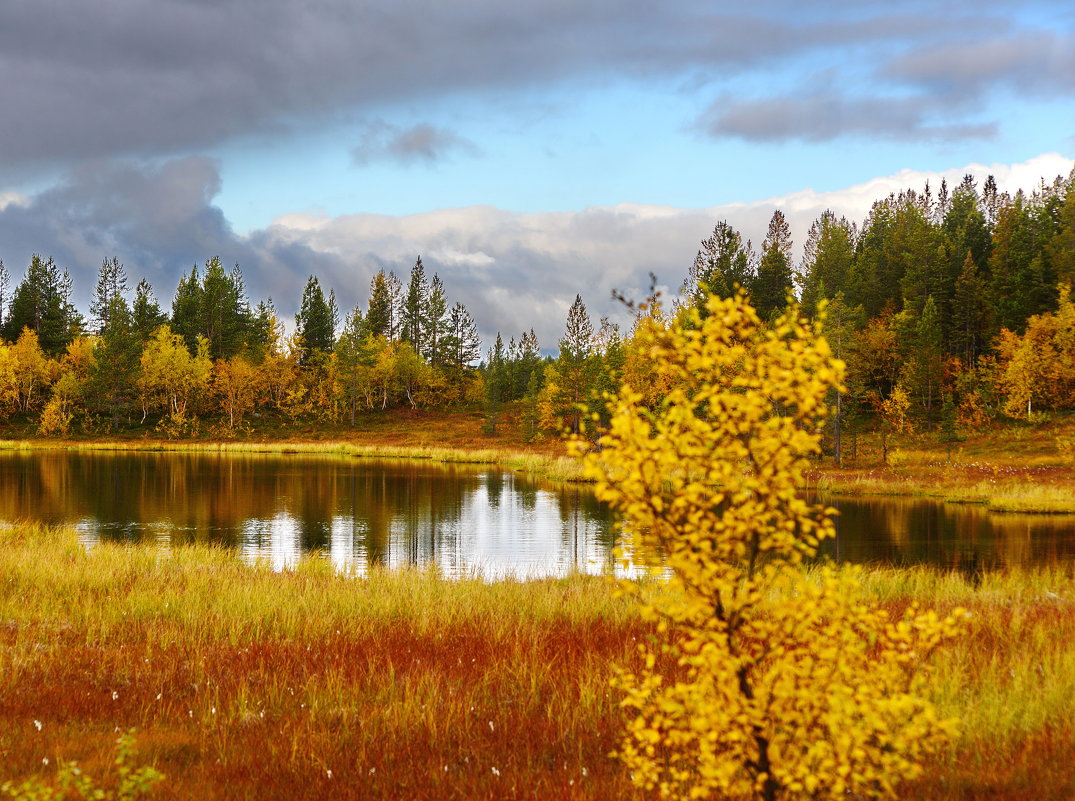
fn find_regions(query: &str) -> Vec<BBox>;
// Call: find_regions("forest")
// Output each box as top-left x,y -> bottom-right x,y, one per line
0,168 -> 1074,447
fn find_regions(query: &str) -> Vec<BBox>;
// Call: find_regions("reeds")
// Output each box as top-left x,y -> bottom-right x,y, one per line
3,525 -> 1074,799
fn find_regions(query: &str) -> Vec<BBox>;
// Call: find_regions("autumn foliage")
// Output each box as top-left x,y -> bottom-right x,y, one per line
583,292 -> 965,800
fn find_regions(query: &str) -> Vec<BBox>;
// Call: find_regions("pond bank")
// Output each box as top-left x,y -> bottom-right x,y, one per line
3,431 -> 1074,512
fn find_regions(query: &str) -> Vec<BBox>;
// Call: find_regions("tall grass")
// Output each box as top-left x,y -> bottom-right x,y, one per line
3,525 -> 1074,799
0,438 -> 589,482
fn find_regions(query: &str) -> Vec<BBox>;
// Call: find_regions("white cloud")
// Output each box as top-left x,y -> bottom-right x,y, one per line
0,191 -> 27,211
264,153 -> 1073,348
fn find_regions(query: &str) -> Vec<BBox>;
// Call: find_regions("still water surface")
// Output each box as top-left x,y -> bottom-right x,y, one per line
2,451 -> 1074,575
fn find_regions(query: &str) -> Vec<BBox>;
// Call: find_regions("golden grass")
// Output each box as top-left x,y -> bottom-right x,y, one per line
2,525 -> 1075,799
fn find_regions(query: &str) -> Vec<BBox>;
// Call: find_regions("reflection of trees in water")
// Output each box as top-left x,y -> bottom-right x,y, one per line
7,452 -> 1071,572
822,496 -> 1075,568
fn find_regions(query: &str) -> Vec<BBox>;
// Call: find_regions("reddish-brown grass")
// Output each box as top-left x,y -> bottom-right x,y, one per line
3,529 -> 1074,800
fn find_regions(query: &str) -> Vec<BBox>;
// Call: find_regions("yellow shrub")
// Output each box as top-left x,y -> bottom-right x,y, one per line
582,292 -> 964,801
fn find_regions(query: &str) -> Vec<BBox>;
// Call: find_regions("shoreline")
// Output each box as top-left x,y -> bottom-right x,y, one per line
3,433 -> 1075,513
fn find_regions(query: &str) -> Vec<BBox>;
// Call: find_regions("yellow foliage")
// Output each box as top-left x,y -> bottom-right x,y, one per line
582,292 -> 963,801
995,283 -> 1075,418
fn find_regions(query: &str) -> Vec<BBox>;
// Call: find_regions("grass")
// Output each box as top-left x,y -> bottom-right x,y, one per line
809,414 -> 1075,513
2,525 -> 1075,800
5,405 -> 1075,507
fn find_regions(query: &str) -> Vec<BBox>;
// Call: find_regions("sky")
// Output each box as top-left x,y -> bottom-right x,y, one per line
1,0 -> 1073,350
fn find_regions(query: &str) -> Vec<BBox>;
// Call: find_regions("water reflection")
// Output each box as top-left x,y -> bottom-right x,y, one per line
1,451 -> 1074,573
0,451 -> 616,578
820,495 -> 1075,571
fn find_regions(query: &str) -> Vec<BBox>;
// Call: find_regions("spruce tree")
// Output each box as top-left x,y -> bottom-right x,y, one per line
401,257 -> 428,351
295,275 -> 335,361
557,294 -> 595,434
366,271 -> 393,339
132,279 -> 167,342
90,257 -> 129,335
171,266 -> 203,352
4,255 -> 80,354
753,210 -> 794,319
799,211 -> 855,316
424,273 -> 449,366
0,260 -> 9,335
685,221 -> 755,312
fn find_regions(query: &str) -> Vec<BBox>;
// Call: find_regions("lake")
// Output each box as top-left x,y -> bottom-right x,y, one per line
1,450 -> 1074,576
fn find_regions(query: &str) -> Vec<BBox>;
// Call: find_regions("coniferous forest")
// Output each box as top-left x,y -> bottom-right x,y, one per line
1,169 -> 1074,445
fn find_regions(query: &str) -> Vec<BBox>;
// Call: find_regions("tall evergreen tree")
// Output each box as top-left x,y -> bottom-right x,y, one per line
199,258 -> 252,359
401,257 -> 428,351
366,271 -> 393,339
988,192 -> 1046,333
387,271 -> 404,340
90,289 -> 140,427
90,257 -> 129,335
132,278 -> 167,342
4,255 -> 81,354
684,221 -> 755,309
951,253 -> 990,365
446,302 -> 481,368
336,306 -> 377,425
0,260 -> 8,334
424,274 -> 449,366
171,266 -> 203,352
1046,172 -> 1075,285
753,210 -> 794,319
800,211 -> 855,315
556,294 -> 595,434
295,275 -> 335,361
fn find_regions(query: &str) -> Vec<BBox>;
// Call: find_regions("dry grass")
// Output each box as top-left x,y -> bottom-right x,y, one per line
3,526 -> 1075,800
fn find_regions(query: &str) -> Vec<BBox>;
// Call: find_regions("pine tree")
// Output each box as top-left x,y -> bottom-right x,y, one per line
90,289 -> 140,428
951,253 -> 990,365
401,257 -> 428,351
446,302 -> 481,369
171,266 -> 203,352
556,294 -> 595,434
752,210 -> 793,319
684,221 -> 755,310
295,276 -> 336,362
200,258 -> 252,360
336,306 -> 378,425
4,255 -> 80,354
90,257 -> 129,336
366,271 -> 393,339
799,211 -> 855,316
132,279 -> 168,342
0,260 -> 9,335
424,273 -> 449,366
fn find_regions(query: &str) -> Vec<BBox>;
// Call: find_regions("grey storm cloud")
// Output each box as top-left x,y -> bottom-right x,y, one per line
351,121 -> 482,166
701,93 -> 998,143
883,31 -> 1075,96
0,158 -> 346,318
0,0 -> 1067,169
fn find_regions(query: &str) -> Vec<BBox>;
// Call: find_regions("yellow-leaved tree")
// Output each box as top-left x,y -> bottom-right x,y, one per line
581,291 -> 964,801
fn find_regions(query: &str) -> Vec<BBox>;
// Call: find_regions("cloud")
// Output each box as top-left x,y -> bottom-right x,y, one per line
884,31 -> 1075,97
0,158 -> 345,317
1,1 -> 1067,168
0,192 -> 26,212
351,121 -> 481,166
699,93 -> 997,143
1,154 -> 1071,353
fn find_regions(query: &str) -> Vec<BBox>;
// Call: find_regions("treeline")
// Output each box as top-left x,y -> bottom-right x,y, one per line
0,167 -> 1074,446
0,255 -> 485,436
673,168 -> 1075,459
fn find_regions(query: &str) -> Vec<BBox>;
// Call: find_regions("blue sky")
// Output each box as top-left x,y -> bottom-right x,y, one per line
1,0 -> 1073,346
